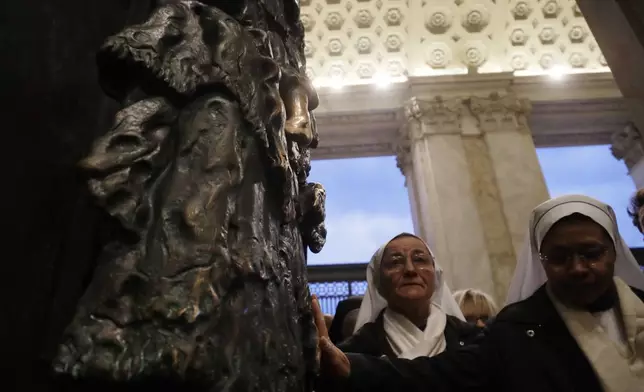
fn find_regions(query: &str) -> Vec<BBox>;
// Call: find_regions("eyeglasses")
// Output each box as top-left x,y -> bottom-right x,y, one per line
539,245 -> 609,267
382,255 -> 434,271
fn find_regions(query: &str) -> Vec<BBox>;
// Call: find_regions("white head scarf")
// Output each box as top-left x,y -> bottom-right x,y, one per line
506,194 -> 644,305
353,233 -> 464,358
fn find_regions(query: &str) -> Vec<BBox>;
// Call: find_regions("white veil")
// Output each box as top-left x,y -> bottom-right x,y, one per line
506,194 -> 644,305
354,232 -> 464,332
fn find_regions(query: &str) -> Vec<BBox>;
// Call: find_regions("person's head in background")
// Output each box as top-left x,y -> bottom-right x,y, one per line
627,188 -> 644,235
452,289 -> 498,327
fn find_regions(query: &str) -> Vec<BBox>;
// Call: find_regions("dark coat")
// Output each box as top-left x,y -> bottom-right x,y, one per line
346,285 -> 644,392
338,311 -> 481,358
329,296 -> 363,344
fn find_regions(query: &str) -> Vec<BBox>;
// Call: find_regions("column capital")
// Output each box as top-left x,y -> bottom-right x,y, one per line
611,122 -> 644,170
467,93 -> 532,133
403,96 -> 463,137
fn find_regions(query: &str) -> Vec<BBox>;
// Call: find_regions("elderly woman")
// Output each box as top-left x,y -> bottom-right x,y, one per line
338,233 -> 480,358
314,195 -> 644,392
452,289 -> 498,327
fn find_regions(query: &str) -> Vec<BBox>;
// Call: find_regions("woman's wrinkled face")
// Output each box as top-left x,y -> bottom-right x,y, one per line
539,216 -> 616,308
379,236 -> 436,310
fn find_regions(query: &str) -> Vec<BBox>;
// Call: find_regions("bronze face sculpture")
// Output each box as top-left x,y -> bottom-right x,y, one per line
53,1 -> 326,391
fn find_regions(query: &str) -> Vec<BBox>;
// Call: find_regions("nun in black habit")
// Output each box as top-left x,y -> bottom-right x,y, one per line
328,297 -> 362,344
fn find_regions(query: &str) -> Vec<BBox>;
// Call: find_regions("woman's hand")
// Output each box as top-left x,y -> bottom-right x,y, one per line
312,295 -> 351,378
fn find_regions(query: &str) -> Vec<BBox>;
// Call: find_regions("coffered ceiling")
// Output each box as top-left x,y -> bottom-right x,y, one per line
300,0 -> 610,87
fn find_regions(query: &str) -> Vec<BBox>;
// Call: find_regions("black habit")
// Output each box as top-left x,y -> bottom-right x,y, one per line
339,311 -> 481,358
329,297 -> 364,344
345,285 -> 644,392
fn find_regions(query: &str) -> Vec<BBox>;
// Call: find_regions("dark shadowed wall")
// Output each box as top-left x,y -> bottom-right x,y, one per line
0,1 -> 153,389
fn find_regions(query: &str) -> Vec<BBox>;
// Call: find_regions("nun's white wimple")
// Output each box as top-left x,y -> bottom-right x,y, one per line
354,233 -> 464,331
506,195 -> 644,306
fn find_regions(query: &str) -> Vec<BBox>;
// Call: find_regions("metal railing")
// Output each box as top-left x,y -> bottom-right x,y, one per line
307,263 -> 367,315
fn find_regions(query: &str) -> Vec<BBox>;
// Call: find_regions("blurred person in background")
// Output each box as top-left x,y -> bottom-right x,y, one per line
453,288 -> 498,327
628,188 -> 644,235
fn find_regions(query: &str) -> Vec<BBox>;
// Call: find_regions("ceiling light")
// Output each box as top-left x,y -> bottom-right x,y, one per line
329,77 -> 344,90
548,65 -> 566,80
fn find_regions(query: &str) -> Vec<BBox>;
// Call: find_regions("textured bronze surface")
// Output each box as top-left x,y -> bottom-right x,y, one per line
53,1 -> 326,390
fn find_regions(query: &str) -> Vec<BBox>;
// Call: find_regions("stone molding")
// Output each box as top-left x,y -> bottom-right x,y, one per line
314,72 -> 620,115
404,96 -> 464,138
312,142 -> 395,160
402,93 -> 532,138
310,73 -> 629,161
468,94 -> 532,133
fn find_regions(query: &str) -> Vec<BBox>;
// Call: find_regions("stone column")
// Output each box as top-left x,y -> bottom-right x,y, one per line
398,97 -> 497,299
398,93 -> 550,302
468,93 -> 550,256
611,122 -> 644,188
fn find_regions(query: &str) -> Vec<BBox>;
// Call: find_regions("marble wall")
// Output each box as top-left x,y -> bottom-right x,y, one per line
461,135 -> 518,301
